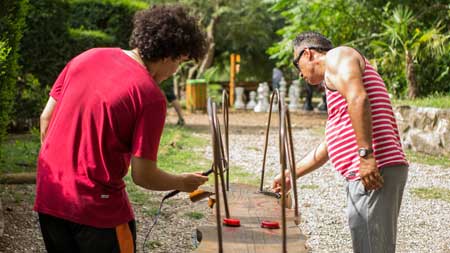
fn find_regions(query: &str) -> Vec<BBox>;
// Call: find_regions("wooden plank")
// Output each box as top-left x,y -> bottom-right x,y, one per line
195,184 -> 308,253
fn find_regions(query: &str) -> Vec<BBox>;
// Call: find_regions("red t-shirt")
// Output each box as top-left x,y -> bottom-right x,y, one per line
34,48 -> 166,228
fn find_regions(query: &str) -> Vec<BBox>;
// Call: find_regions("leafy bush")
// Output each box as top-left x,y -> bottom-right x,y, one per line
68,28 -> 116,56
19,0 -> 71,87
68,0 -> 148,48
11,74 -> 49,131
0,0 -> 28,141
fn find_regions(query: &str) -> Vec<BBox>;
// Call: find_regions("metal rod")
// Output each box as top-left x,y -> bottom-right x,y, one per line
207,99 -> 223,253
212,103 -> 230,218
259,90 -> 280,192
279,103 -> 287,253
222,91 -> 230,191
285,109 -> 300,224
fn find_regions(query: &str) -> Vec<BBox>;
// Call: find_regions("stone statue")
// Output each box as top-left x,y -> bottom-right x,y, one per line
254,83 -> 266,113
246,91 -> 257,110
234,87 -> 246,109
289,80 -> 301,111
279,78 -> 287,101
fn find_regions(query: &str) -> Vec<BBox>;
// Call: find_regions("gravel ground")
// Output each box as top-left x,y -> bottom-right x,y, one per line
195,116 -> 450,253
1,111 -> 449,252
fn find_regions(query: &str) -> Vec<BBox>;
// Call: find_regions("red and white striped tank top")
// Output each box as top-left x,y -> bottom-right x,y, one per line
325,59 -> 408,181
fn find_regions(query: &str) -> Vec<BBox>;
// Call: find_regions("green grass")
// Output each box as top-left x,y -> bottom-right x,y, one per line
157,125 -> 209,174
0,131 -> 40,174
393,94 -> 450,109
300,184 -> 319,190
185,211 -> 204,220
412,187 -> 450,203
405,150 -> 450,167
228,165 -> 262,186
125,125 -> 212,206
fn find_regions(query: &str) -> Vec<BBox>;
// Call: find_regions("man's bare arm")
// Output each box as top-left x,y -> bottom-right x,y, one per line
272,140 -> 329,192
40,97 -> 57,144
131,156 -> 208,192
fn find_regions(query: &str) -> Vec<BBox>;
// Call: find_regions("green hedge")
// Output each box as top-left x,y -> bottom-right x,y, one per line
68,0 -> 148,48
68,28 -> 116,56
10,0 -> 149,132
19,0 -> 71,87
0,0 -> 28,141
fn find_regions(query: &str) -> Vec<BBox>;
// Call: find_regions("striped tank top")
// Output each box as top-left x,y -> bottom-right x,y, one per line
325,58 -> 408,181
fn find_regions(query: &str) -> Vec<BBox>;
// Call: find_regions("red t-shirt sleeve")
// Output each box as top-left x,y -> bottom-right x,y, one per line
131,99 -> 166,161
49,63 -> 70,101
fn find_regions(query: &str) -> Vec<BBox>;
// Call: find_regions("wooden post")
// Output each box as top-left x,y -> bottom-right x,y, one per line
229,53 -> 236,106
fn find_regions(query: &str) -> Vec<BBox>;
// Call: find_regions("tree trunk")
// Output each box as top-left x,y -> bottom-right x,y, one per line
196,16 -> 218,78
187,7 -> 220,80
406,51 -> 418,99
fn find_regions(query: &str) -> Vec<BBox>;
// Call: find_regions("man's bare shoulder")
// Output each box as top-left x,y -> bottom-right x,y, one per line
326,46 -> 360,64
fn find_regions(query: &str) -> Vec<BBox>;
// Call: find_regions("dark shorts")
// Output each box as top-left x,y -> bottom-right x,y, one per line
165,91 -> 177,103
38,213 -> 136,253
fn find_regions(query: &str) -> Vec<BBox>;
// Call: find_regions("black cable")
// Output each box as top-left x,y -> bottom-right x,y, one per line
142,193 -> 168,253
142,167 -> 214,252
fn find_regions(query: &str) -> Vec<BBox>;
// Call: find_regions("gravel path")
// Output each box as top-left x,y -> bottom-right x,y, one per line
197,120 -> 450,253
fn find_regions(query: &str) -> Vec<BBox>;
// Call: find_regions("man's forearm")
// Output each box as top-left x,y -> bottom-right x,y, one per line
132,163 -> 183,191
296,141 -> 329,178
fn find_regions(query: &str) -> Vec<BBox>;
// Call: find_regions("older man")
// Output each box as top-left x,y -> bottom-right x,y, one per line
273,31 -> 408,253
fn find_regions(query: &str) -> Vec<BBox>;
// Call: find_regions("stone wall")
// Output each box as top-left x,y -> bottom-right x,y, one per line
394,106 -> 450,156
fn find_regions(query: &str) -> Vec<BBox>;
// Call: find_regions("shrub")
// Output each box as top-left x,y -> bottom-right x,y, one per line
68,0 -> 148,48
19,0 -> 71,87
68,28 -> 116,56
0,0 -> 28,141
11,74 -> 49,132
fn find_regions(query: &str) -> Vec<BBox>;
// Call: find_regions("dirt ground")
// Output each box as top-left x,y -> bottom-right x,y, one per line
0,110 -> 327,253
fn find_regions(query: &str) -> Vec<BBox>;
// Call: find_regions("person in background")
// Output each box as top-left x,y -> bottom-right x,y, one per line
272,67 -> 284,91
302,80 -> 327,112
35,5 -> 208,253
161,77 -> 185,126
273,31 -> 408,253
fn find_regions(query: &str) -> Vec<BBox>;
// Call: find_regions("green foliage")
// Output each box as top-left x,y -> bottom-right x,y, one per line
14,0 -> 139,131
393,94 -> 450,109
68,0 -> 149,48
269,0 -> 449,97
268,0 -> 379,67
0,0 -> 28,142
207,83 -> 223,107
370,5 -> 449,97
213,0 -> 284,81
68,28 -> 116,56
12,74 -> 49,131
19,0 -> 71,87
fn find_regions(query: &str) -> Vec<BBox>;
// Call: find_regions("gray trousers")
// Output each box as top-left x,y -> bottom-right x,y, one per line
346,165 -> 408,253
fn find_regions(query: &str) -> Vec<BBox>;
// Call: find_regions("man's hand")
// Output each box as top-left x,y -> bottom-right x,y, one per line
272,170 -> 291,193
359,155 -> 383,191
179,172 -> 208,192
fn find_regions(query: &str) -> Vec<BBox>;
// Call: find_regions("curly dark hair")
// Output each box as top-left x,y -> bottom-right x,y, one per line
129,5 -> 207,62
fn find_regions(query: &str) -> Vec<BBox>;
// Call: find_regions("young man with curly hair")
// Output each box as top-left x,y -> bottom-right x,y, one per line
272,31 -> 408,252
35,5 -> 208,253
